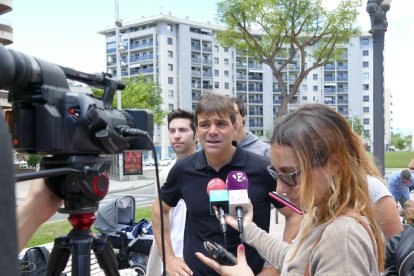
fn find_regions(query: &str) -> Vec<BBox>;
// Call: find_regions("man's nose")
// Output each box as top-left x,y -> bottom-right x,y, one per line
208,124 -> 218,134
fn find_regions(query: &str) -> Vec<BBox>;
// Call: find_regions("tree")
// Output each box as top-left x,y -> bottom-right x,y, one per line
348,115 -> 369,139
216,0 -> 361,117
92,75 -> 166,124
27,154 -> 41,168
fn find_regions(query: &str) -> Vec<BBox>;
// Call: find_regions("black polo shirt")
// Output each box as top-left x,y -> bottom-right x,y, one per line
161,146 -> 282,275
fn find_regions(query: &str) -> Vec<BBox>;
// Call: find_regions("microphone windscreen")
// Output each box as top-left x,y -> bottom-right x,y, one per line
206,178 -> 226,195
226,170 -> 249,190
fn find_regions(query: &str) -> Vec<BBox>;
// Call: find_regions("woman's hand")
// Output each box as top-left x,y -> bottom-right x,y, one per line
195,244 -> 254,276
215,201 -> 254,232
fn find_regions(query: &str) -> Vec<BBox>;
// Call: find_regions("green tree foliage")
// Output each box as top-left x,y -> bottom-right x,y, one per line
391,133 -> 410,151
348,116 -> 369,139
216,0 -> 361,117
27,154 -> 41,168
92,75 -> 166,125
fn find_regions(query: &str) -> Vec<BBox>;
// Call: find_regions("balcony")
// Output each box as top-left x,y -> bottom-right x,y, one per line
129,42 -> 153,51
249,99 -> 263,104
0,0 -> 12,15
337,76 -> 348,81
249,123 -> 264,128
0,18 -> 13,45
248,87 -> 263,92
192,57 -> 201,64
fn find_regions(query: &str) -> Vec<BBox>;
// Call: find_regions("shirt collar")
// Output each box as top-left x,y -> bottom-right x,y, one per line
195,146 -> 246,170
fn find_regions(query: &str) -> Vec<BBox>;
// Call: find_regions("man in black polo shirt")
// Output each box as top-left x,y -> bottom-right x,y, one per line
152,94 -> 285,275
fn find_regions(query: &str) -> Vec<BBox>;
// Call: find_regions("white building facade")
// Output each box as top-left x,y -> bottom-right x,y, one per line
99,14 -> 391,159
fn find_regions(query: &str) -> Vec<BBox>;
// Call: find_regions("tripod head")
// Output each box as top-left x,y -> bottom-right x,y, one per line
40,155 -> 111,214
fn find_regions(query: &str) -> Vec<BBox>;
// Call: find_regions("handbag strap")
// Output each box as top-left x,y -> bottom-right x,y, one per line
304,215 -> 376,276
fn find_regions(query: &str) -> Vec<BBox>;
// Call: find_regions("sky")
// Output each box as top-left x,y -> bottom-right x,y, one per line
3,0 -> 414,132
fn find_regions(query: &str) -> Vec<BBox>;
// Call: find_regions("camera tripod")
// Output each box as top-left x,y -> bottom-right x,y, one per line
47,213 -> 119,276
18,155 -> 121,276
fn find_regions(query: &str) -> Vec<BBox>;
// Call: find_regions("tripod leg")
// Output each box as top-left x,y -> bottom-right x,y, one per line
71,232 -> 93,276
46,236 -> 71,276
93,236 -> 120,276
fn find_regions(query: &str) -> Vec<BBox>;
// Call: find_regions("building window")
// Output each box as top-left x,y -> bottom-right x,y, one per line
363,106 -> 369,113
214,57 -> 219,64
168,104 -> 174,111
214,69 -> 219,76
224,70 -> 229,77
168,50 -> 173,58
363,95 -> 369,102
313,85 -> 318,92
224,58 -> 229,65
224,47 -> 229,52
214,82 -> 219,89
362,38 -> 369,45
364,130 -> 370,137
302,96 -> 308,101
225,82 -> 229,89
167,37 -> 173,45
168,64 -> 173,71
363,84 -> 369,90
168,77 -> 173,84
214,45 -> 219,52
363,118 -> 370,124
362,50 -> 369,56
302,85 -> 307,92
363,61 -> 369,68
362,72 -> 369,80
313,74 -> 318,80
167,24 -> 173,32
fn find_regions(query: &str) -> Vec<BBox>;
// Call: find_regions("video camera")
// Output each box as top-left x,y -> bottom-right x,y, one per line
0,45 -> 153,155
0,45 -> 154,213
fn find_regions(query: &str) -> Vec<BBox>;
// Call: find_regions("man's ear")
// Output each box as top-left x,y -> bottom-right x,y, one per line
233,120 -> 239,135
194,132 -> 199,145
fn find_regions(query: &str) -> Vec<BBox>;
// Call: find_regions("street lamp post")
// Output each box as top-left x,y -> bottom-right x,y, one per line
366,0 -> 391,176
115,0 -> 122,110
114,0 -> 123,180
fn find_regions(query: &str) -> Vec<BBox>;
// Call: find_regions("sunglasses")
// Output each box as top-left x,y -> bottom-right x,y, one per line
266,165 -> 301,187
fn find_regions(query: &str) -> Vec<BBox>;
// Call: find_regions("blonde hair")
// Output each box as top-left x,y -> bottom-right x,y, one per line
271,104 -> 384,270
405,200 -> 414,224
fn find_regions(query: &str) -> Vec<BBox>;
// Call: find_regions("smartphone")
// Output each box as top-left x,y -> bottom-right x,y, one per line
268,191 -> 303,215
203,241 -> 238,266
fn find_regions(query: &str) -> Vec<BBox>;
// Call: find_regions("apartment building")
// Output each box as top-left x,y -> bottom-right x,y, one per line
99,13 -> 391,159
0,0 -> 13,108
0,0 -> 12,46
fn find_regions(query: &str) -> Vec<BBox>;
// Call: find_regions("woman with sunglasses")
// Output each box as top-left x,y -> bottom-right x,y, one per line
196,104 -> 384,275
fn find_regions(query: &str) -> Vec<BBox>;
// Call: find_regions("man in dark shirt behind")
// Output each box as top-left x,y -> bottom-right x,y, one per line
152,94 -> 285,275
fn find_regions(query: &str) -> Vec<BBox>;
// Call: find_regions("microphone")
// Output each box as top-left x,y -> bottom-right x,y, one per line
206,178 -> 229,235
226,171 -> 249,237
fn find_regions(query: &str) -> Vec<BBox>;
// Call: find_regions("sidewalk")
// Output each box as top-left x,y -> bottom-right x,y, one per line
15,177 -> 153,205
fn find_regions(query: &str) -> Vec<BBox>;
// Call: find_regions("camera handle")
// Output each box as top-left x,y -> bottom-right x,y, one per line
46,213 -> 120,276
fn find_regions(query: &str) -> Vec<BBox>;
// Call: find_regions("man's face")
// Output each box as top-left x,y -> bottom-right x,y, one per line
403,178 -> 411,185
196,113 -> 237,156
233,103 -> 244,134
168,118 -> 196,156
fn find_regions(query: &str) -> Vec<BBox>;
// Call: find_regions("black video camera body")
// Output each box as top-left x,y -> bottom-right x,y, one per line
0,45 -> 153,155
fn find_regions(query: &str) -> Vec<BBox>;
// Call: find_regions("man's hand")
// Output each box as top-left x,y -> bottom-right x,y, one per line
166,255 -> 193,276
